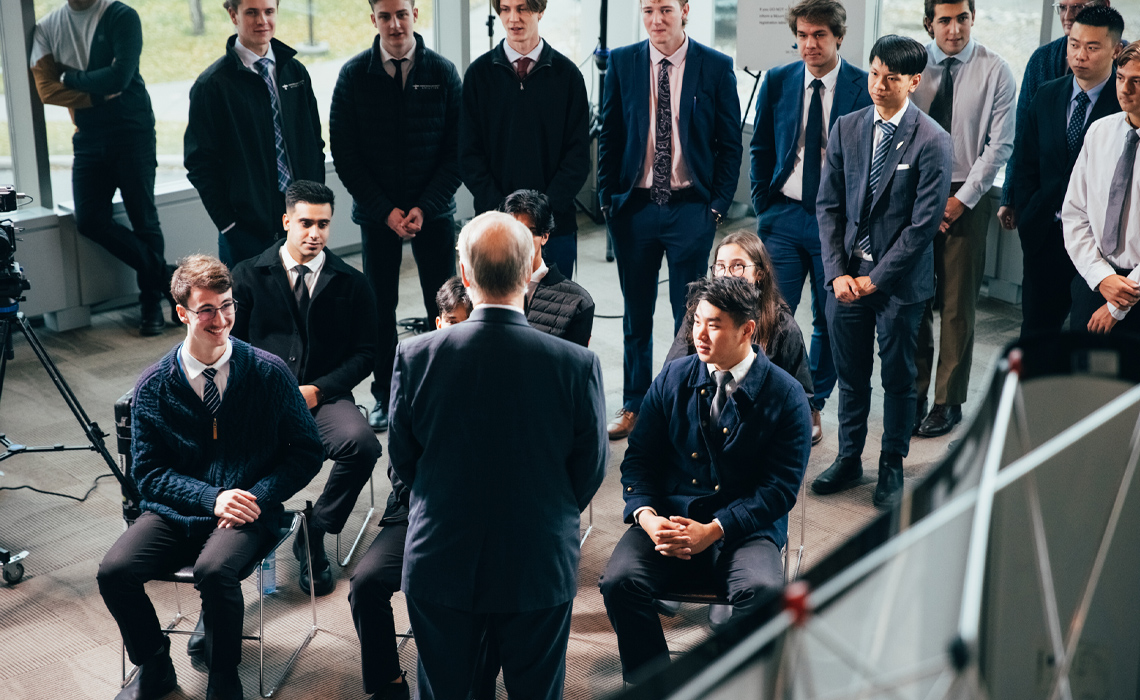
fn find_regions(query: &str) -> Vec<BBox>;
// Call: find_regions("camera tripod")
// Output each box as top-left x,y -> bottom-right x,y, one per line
0,311 -> 139,584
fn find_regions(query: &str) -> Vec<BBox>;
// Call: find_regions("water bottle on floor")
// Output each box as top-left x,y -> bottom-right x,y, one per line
260,551 -> 276,594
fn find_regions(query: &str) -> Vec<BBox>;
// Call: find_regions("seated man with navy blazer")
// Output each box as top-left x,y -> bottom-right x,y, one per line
812,35 -> 952,508
231,180 -> 381,597
750,0 -> 871,445
599,275 -> 811,684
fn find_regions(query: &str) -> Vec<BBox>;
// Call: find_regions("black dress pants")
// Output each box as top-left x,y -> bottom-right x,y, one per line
348,521 -> 408,693
599,525 -> 783,682
1020,220 -> 1078,339
97,511 -> 273,678
309,398 -> 382,535
72,129 -> 166,299
360,217 -> 456,405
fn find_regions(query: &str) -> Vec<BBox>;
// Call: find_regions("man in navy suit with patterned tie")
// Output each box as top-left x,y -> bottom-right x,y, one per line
750,0 -> 871,446
598,0 -> 743,441
812,35 -> 952,508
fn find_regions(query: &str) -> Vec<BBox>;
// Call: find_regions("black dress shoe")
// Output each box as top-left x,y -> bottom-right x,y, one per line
139,297 -> 165,337
369,401 -> 389,432
811,456 -> 863,495
187,614 -> 208,672
913,397 -> 929,435
872,453 -> 905,508
206,668 -> 243,700
370,672 -> 411,700
117,639 -> 177,700
708,603 -> 733,632
916,403 -> 962,438
294,527 -> 334,596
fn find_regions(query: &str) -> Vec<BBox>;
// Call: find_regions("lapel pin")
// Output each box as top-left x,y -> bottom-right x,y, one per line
896,142 -> 904,150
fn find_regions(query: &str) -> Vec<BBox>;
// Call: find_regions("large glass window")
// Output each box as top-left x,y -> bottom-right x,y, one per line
0,72 -> 12,189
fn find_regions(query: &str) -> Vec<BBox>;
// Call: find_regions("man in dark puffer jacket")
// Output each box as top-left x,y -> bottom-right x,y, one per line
502,189 -> 595,347
331,0 -> 462,434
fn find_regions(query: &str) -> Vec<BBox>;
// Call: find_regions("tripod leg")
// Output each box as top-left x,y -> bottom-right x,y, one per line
0,319 -> 11,399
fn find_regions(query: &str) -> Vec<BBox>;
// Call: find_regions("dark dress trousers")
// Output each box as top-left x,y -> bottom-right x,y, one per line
598,38 -> 743,413
817,104 -> 952,459
185,36 -> 325,266
750,59 -> 872,412
231,242 -> 381,535
389,306 -> 607,700
599,350 -> 810,681
1012,73 -> 1121,339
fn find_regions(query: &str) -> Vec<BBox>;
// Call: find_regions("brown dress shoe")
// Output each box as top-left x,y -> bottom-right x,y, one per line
810,409 -> 823,445
607,409 -> 637,440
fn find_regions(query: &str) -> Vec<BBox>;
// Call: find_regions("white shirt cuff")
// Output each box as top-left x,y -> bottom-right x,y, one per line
633,506 -> 657,527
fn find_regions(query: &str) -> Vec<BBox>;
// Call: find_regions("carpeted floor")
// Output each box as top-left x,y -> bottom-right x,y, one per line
0,215 -> 1022,699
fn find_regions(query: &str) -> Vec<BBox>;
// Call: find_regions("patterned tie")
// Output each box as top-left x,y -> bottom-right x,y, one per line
856,120 -> 898,255
254,57 -> 293,193
293,265 -> 310,319
392,57 -> 408,88
802,78 -> 825,212
928,57 -> 955,134
710,370 -> 732,425
1102,130 -> 1140,257
1067,91 -> 1091,157
202,367 -> 222,414
651,58 -> 673,206
515,57 -> 533,81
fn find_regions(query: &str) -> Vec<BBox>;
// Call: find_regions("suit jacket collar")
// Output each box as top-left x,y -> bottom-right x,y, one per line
864,101 -> 920,213
685,345 -> 769,401
492,39 -> 555,73
252,240 -> 347,303
468,305 -> 531,327
833,59 -> 865,127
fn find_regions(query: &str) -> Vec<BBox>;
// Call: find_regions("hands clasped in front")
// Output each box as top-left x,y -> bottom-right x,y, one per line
832,275 -> 878,303
214,489 -> 260,529
639,512 -> 723,560
1090,274 -> 1140,334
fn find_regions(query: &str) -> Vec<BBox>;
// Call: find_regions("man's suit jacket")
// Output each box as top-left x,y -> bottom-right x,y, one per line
621,349 -> 810,550
598,38 -> 743,218
390,306 -> 607,613
1012,73 -> 1121,242
749,59 -> 872,214
230,241 -> 378,403
817,103 -> 953,303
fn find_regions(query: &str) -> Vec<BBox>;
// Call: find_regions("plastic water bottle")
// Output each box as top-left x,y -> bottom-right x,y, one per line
261,551 -> 276,594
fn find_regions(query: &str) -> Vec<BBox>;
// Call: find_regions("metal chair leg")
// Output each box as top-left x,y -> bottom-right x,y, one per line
337,475 -> 375,567
259,512 -> 319,698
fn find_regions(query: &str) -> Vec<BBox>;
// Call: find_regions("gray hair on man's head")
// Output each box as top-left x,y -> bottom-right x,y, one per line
457,211 -> 535,299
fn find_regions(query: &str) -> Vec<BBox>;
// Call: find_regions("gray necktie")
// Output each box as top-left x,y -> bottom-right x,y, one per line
1102,130 -> 1140,257
710,370 -> 732,425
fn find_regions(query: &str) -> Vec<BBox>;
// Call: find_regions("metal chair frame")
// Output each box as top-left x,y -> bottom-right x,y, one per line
120,511 -> 319,698
335,474 -> 375,566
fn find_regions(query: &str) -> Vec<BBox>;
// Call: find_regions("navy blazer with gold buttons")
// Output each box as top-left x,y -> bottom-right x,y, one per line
620,347 -> 810,550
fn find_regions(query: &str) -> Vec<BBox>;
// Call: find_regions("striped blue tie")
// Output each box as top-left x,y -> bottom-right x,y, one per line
255,58 -> 293,193
202,367 -> 222,414
855,120 -> 898,255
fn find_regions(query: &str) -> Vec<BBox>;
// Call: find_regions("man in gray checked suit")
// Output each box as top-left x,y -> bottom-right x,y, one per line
811,35 -> 952,508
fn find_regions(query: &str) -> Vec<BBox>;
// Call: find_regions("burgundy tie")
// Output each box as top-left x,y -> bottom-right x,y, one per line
515,57 -> 533,81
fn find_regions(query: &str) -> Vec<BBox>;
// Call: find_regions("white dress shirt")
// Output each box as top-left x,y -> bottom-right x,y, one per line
527,260 -> 548,303
780,59 -> 842,202
639,36 -> 694,190
912,39 -> 1017,209
279,244 -> 325,298
503,38 -> 544,71
379,41 -> 416,88
873,98 -> 911,150
233,38 -> 281,103
1062,113 -> 1140,320
179,339 -> 233,402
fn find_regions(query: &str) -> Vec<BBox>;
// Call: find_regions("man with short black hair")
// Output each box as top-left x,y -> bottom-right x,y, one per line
599,275 -> 810,683
813,35 -> 952,507
749,0 -> 871,444
435,275 -> 472,328
230,181 -> 379,600
186,0 -> 325,267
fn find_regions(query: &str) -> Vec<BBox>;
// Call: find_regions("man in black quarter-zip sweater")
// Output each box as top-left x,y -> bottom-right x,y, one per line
459,0 -> 590,281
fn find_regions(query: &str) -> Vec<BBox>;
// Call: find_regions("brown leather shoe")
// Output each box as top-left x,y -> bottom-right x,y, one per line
607,409 -> 637,440
811,409 -> 823,445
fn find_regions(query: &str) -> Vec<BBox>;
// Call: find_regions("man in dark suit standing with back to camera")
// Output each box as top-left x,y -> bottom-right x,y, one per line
388,211 -> 607,700
811,35 -> 952,508
749,0 -> 871,445
599,0 -> 743,441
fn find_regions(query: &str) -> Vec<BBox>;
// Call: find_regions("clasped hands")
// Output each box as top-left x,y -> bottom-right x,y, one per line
832,275 -> 877,303
639,512 -> 723,560
1089,275 -> 1140,334
214,489 -> 260,529
387,207 -> 425,240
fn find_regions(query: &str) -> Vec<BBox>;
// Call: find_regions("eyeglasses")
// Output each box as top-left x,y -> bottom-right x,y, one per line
710,263 -> 757,277
1053,2 -> 1090,16
182,299 -> 238,323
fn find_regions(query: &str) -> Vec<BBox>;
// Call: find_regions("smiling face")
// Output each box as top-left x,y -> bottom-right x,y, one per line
179,287 -> 235,363
796,17 -> 842,76
692,300 -> 754,369
868,57 -> 922,115
372,0 -> 418,58
928,1 -> 973,57
230,0 -> 277,55
498,0 -> 543,54
642,0 -> 688,55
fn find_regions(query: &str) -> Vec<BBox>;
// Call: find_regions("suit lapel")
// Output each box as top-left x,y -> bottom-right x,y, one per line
830,60 -> 857,127
678,40 -> 703,157
785,63 -> 806,172
869,105 -> 918,213
635,42 -> 651,154
1049,79 -> 1071,159
311,259 -> 336,301
852,108 -> 875,210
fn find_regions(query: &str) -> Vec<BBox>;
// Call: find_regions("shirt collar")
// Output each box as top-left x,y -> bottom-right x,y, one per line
928,37 -> 976,65
649,34 -> 689,67
1072,73 -> 1111,104
706,349 -> 757,385
476,303 -> 526,315
279,243 -> 326,277
379,40 -> 415,64
233,38 -> 276,72
179,339 -> 233,381
875,98 -> 910,127
503,38 -> 544,64
530,260 -> 548,285
803,58 -> 842,92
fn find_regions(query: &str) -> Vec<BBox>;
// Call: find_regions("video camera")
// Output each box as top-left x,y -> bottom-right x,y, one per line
0,186 -> 30,318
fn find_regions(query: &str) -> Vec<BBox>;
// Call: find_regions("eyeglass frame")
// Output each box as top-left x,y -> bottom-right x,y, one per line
180,299 -> 239,323
709,262 -> 758,277
1052,2 -> 1091,16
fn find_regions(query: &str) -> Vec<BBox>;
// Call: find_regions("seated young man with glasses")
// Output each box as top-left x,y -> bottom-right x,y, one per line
97,254 -> 323,700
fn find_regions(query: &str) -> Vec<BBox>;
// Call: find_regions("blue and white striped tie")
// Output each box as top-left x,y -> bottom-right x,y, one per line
855,120 -> 898,255
255,58 -> 293,193
202,367 -> 222,415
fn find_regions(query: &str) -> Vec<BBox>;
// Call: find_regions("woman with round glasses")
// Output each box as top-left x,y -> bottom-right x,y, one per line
665,231 -> 815,429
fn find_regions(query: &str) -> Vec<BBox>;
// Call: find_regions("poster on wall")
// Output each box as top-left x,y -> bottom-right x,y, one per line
736,0 -> 878,73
